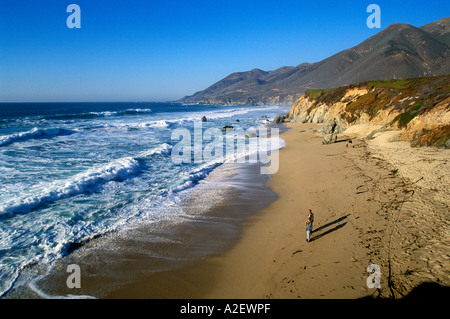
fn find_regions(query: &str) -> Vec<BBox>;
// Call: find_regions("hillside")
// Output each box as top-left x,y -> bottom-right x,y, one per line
288,74 -> 450,148
179,17 -> 450,106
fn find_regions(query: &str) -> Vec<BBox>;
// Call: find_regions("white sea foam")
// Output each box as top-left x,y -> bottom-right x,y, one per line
0,127 -> 76,147
138,143 -> 173,157
89,108 -> 152,117
0,157 -> 143,217
171,162 -> 222,194
89,111 -> 118,116
170,134 -> 286,193
224,135 -> 286,163
123,108 -> 152,114
28,282 -> 97,299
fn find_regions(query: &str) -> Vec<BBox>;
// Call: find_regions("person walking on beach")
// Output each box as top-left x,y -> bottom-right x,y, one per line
306,209 -> 314,242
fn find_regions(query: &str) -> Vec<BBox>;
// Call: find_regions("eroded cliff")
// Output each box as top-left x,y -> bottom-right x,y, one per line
288,74 -> 450,148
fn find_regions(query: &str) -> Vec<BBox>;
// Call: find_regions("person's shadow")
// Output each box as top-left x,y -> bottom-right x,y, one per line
310,214 -> 349,242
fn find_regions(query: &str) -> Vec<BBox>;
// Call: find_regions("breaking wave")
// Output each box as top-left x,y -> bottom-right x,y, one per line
0,128 -> 76,147
0,157 -> 145,217
42,108 -> 152,121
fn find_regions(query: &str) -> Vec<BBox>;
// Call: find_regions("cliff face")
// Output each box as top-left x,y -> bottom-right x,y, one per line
288,74 -> 450,148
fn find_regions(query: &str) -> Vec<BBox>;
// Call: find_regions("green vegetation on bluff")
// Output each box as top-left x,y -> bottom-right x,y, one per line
304,74 -> 449,128
303,74 -> 450,148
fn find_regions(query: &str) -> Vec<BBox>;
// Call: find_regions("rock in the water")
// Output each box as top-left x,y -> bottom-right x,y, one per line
322,133 -> 338,144
261,115 -> 268,119
273,114 -> 288,124
201,116 -> 207,122
221,125 -> 234,132
245,132 -> 258,138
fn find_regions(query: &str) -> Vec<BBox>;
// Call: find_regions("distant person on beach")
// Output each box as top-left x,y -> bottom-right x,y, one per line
346,140 -> 352,148
306,209 -> 314,242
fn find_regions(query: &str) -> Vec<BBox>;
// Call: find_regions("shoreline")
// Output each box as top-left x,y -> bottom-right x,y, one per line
103,160 -> 281,298
106,122 -> 448,299
5,121 -> 448,299
5,158 -> 280,299
2,115 -> 287,299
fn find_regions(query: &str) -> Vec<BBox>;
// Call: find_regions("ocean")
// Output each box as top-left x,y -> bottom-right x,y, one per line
0,102 -> 289,298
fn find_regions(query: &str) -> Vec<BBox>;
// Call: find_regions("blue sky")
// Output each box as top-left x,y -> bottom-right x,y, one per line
0,0 -> 448,102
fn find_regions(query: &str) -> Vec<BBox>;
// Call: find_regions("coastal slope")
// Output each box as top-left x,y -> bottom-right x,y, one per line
288,74 -> 450,149
179,17 -> 450,105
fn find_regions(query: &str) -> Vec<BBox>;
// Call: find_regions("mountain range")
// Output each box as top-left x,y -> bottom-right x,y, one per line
179,17 -> 450,106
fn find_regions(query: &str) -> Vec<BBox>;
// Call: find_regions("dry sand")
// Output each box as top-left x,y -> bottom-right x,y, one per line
107,122 -> 449,299
344,125 -> 450,297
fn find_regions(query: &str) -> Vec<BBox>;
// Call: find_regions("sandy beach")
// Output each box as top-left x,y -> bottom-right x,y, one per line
190,122 -> 385,299
204,123 -> 449,299
104,122 -> 449,299
203,122 -> 449,299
